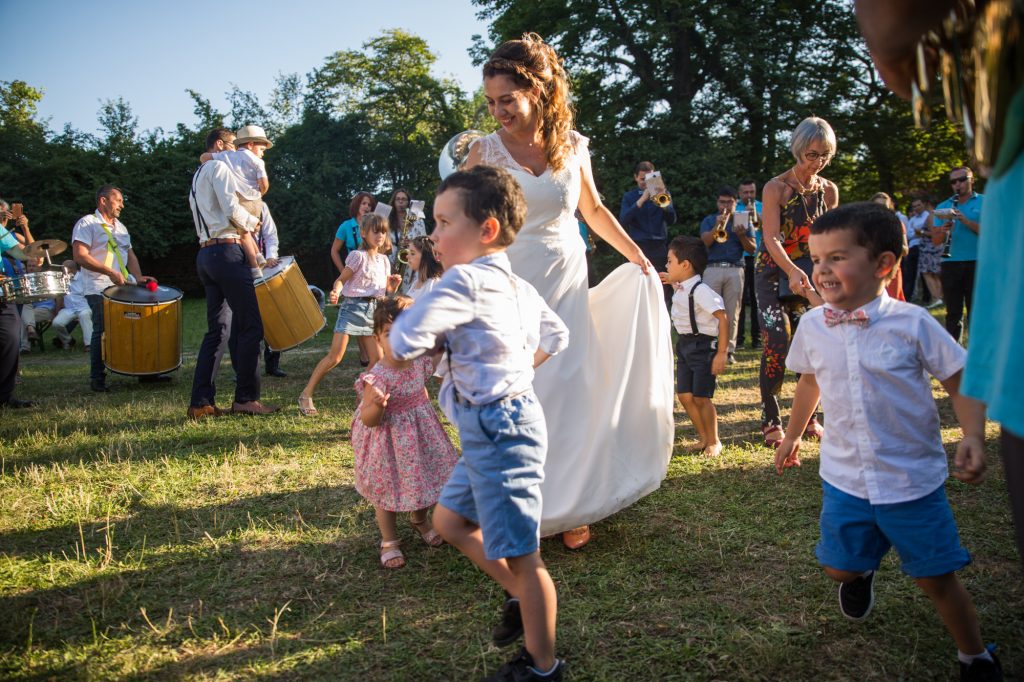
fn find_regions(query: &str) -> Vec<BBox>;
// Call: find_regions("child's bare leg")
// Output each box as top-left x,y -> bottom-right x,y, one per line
507,551 -> 557,672
678,392 -> 707,447
356,335 -> 381,370
301,332 -> 349,399
374,507 -> 398,542
374,507 -> 403,568
924,272 -> 943,300
693,397 -> 721,456
824,566 -> 865,583
434,505 -> 516,592
916,573 -> 985,655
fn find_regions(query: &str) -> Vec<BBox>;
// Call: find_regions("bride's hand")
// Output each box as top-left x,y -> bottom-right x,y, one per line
627,246 -> 651,275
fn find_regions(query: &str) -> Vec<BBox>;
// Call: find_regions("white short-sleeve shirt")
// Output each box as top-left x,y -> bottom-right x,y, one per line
71,211 -> 132,296
211,148 -> 266,198
786,293 -> 966,504
670,275 -> 725,337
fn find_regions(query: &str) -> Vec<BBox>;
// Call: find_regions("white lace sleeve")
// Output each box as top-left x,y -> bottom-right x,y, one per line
569,130 -> 590,160
472,134 -> 518,170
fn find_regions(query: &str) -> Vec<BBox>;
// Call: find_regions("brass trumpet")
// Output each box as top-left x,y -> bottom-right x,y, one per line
393,200 -> 426,280
711,210 -> 732,243
644,171 -> 672,208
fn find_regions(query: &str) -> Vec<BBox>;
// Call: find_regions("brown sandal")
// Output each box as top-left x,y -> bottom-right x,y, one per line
762,424 -> 784,448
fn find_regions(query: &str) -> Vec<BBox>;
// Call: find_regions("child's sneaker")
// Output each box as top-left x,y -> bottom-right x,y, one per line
492,596 -> 523,647
482,648 -> 564,681
838,571 -> 875,621
960,652 -> 1003,681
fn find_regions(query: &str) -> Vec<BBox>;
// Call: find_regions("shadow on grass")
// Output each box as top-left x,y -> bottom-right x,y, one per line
3,463 -> 1020,681
0,484 -> 363,563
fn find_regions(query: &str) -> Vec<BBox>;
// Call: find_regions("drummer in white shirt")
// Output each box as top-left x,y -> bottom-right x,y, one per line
71,185 -> 157,392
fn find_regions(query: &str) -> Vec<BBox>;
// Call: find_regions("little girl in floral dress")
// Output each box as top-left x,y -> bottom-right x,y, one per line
353,295 -> 459,568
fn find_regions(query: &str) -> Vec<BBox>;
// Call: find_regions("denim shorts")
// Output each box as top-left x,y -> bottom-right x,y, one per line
816,480 -> 971,578
675,334 -> 717,397
438,391 -> 547,561
334,297 -> 376,336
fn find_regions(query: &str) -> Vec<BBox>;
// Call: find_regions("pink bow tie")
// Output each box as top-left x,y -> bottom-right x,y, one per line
824,308 -> 869,328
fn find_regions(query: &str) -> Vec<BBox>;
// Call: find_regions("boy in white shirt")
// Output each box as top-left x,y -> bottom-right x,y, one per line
389,165 -> 569,681
660,236 -> 729,457
199,125 -> 272,274
775,202 -> 1000,681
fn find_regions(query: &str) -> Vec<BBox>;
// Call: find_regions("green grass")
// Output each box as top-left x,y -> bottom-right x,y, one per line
1,298 -> 1020,680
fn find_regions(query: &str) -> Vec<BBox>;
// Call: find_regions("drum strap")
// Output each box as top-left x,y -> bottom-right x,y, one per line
100,222 -> 129,279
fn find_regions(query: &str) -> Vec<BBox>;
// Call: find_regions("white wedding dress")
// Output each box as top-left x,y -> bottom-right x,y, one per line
474,132 -> 675,535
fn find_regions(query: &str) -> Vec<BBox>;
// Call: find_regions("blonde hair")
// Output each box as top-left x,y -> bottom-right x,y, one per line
359,213 -> 392,254
484,33 -> 575,172
790,116 -> 837,162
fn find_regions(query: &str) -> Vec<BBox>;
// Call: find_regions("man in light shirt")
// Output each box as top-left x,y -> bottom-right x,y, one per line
187,128 -> 278,419
71,186 -> 157,392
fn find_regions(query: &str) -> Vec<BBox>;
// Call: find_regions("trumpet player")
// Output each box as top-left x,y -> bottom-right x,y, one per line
620,160 -> 677,307
699,186 -> 756,362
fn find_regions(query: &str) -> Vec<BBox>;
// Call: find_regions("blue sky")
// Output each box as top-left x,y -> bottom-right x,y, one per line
1,0 -> 491,136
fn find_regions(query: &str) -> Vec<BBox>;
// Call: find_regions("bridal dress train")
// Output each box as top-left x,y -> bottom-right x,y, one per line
475,132 -> 675,535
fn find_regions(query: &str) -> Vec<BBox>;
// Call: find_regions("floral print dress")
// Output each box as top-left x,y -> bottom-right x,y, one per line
352,356 -> 459,512
754,185 -> 826,429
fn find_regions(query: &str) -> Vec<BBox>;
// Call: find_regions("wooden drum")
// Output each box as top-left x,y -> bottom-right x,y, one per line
254,256 -> 325,351
102,284 -> 183,376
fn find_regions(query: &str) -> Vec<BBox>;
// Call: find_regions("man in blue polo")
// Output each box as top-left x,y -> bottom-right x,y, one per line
620,160 -> 676,307
699,186 -> 756,363
933,165 -> 982,342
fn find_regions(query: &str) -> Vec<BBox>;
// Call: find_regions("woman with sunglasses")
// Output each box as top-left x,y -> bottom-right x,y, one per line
755,116 -> 838,448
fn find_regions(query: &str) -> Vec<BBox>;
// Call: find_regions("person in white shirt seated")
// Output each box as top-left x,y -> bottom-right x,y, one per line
51,261 -> 92,351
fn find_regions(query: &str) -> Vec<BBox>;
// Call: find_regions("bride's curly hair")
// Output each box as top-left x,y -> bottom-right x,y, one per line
483,33 -> 575,172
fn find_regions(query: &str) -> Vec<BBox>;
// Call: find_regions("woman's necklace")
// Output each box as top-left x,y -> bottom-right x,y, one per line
789,169 -> 824,221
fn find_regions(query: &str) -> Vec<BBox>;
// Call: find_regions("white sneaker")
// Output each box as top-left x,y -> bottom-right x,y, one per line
926,298 -> 944,309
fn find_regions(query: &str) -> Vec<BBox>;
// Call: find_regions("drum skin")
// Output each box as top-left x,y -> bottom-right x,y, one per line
102,285 -> 183,376
254,257 -> 325,351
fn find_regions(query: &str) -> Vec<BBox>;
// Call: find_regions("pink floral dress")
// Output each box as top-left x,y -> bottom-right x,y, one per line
352,356 -> 459,512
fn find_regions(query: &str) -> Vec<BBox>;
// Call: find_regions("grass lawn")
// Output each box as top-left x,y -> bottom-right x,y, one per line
1,298 -> 1020,680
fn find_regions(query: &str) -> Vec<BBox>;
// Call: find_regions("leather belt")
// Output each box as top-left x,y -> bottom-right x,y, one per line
200,237 -> 241,248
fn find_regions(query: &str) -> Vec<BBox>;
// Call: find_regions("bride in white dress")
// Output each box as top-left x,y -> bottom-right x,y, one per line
465,34 -> 674,547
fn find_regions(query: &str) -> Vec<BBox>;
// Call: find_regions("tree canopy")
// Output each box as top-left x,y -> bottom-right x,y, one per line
0,13 -> 973,290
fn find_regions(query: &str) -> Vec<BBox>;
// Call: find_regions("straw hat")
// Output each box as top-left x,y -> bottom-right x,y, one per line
234,125 -> 273,149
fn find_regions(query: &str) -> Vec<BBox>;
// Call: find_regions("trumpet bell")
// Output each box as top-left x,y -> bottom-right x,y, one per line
713,228 -> 729,243
652,193 -> 671,208
439,130 -> 488,179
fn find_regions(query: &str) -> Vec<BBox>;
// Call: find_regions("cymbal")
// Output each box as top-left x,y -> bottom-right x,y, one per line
24,239 -> 68,258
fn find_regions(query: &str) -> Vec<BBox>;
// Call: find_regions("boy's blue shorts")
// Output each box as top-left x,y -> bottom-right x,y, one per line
438,391 -> 547,561
816,480 -> 971,578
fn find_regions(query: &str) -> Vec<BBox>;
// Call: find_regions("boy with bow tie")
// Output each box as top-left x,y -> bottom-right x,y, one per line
774,202 -> 1000,679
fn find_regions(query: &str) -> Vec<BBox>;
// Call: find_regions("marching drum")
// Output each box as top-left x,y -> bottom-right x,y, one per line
0,269 -> 71,303
254,256 -> 325,351
102,284 -> 183,376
